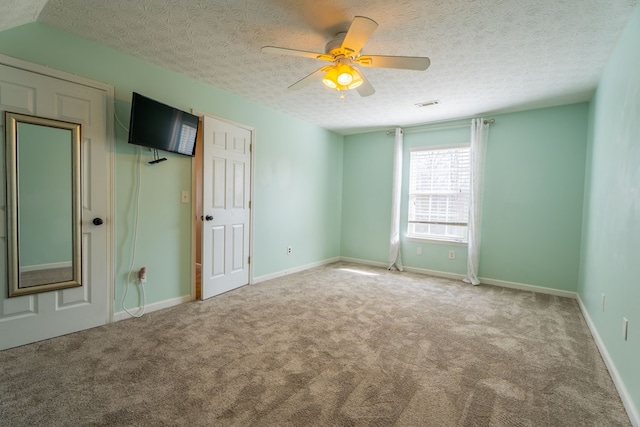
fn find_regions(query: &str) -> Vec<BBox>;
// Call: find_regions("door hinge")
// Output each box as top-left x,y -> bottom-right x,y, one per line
249,143 -> 252,153
247,256 -> 250,265
249,200 -> 251,209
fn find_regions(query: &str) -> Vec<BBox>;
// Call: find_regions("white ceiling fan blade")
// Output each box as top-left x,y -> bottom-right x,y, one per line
341,16 -> 378,56
357,55 -> 431,70
262,46 -> 332,61
288,66 -> 330,90
356,70 -> 375,97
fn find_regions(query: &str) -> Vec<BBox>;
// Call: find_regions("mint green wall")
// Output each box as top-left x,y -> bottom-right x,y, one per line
17,123 -> 73,266
256,118 -> 343,272
342,104 -> 588,291
481,105 -> 587,291
0,23 -> 343,310
341,131 -> 393,262
579,5 -> 640,417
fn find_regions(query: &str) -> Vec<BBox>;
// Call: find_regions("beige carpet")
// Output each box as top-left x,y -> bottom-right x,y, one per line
0,262 -> 630,426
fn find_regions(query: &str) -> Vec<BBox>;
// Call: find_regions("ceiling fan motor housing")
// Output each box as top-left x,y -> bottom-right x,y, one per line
325,32 -> 349,56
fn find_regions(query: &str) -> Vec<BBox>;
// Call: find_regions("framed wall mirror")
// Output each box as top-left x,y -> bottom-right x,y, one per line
5,112 -> 82,297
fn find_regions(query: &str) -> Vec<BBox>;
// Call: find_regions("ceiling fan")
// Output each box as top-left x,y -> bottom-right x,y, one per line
262,16 -> 430,97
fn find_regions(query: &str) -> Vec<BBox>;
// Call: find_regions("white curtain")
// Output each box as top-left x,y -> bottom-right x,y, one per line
388,127 -> 404,271
464,119 -> 488,285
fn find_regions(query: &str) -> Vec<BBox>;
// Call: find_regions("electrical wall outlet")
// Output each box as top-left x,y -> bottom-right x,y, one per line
417,247 -> 423,255
448,250 -> 455,260
287,246 -> 292,255
138,267 -> 147,284
181,190 -> 190,204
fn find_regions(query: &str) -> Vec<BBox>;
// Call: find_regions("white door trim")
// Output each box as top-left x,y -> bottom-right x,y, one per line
191,111 -> 255,298
0,53 -> 115,323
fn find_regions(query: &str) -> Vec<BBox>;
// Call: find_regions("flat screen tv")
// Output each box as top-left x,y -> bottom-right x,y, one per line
128,92 -> 198,157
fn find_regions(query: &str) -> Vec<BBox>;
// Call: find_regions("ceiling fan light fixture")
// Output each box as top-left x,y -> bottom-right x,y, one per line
337,72 -> 353,85
337,66 -> 354,85
347,67 -> 364,89
323,64 -> 362,91
322,67 -> 339,89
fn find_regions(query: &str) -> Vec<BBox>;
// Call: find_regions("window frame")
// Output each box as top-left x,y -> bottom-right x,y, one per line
407,143 -> 471,244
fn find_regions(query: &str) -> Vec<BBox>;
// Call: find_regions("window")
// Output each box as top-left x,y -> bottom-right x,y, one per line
408,145 -> 470,242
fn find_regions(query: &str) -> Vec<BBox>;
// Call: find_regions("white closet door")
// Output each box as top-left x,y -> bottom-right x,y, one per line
201,115 -> 251,299
0,59 -> 112,350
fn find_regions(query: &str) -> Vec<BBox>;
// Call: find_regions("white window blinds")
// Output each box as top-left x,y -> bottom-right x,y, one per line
408,146 -> 470,242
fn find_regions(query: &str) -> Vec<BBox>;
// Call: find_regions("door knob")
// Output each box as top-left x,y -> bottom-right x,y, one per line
205,215 -> 214,221
93,217 -> 104,226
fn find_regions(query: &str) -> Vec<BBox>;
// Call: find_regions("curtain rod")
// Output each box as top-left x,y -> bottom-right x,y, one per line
385,118 -> 495,135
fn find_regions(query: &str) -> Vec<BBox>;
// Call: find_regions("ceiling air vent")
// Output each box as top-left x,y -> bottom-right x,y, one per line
415,100 -> 440,108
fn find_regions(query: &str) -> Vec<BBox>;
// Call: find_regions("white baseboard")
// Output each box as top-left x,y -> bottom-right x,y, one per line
339,257 -> 466,282
113,294 -> 192,322
404,265 -> 467,282
479,277 -> 577,299
340,257 -> 577,299
253,257 -> 340,284
577,296 -> 638,427
339,257 -> 388,269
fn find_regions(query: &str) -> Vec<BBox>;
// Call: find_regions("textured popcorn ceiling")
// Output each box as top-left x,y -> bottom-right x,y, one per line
1,0 -> 638,134
0,0 -> 49,32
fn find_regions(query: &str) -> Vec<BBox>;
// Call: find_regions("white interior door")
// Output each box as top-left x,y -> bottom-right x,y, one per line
0,58 -> 112,350
201,115 -> 251,299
